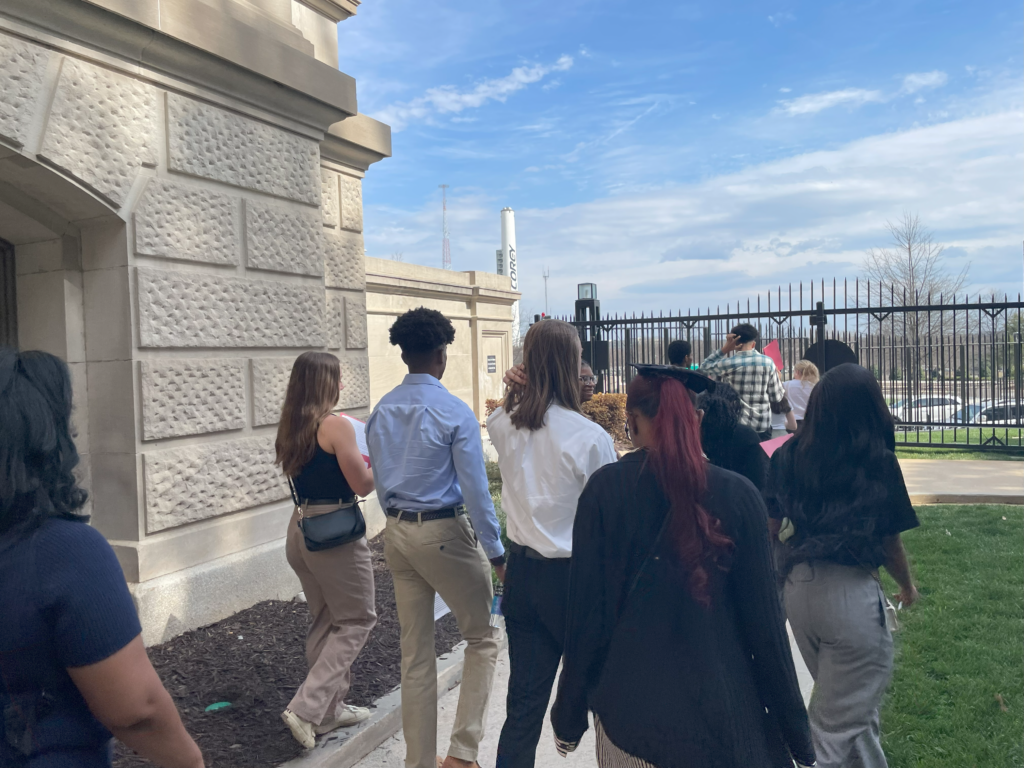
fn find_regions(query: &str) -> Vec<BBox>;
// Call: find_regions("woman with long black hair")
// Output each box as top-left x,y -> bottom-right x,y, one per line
766,363 -> 919,768
551,365 -> 815,768
0,349 -> 203,768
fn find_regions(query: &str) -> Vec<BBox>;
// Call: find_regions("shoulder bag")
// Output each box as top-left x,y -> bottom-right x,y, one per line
288,478 -> 366,552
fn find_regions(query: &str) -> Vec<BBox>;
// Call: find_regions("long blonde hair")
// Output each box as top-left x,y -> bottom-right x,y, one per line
275,352 -> 340,477
504,319 -> 582,431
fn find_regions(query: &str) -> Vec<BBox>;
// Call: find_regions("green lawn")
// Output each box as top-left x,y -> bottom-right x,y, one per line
879,505 -> 1023,768
896,446 -> 1024,461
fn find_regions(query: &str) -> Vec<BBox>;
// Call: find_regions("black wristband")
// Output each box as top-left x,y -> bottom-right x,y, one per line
489,554 -> 507,567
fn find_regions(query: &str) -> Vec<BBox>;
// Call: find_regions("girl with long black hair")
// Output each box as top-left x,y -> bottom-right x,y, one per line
552,365 -> 815,768
0,349 -> 203,768
766,363 -> 918,768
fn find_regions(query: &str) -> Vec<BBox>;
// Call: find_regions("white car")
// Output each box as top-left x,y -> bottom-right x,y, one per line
972,401 -> 1023,426
890,395 -> 962,424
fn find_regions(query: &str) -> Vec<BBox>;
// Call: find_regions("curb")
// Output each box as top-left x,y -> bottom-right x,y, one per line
278,642 -> 468,768
910,494 -> 1024,506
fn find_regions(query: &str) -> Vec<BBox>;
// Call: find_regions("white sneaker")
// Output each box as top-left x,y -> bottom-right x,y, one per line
313,705 -> 371,735
281,709 -> 316,749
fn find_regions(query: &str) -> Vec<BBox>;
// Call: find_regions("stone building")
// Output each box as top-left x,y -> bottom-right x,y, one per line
0,0 -> 394,645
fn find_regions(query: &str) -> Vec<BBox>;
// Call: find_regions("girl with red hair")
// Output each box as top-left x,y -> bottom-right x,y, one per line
551,366 -> 815,768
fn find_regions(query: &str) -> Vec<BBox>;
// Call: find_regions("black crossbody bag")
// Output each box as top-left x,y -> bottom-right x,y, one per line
288,478 -> 366,551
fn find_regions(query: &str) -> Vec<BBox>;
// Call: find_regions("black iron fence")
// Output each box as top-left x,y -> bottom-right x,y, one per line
561,280 -> 1023,452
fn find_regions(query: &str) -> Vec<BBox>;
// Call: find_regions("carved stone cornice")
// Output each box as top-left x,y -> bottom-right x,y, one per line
0,0 -> 357,132
321,113 -> 392,172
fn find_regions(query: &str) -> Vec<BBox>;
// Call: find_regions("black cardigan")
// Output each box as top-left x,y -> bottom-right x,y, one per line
551,452 -> 814,768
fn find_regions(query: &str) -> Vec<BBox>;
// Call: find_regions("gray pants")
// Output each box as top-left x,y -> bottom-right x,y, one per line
785,561 -> 894,768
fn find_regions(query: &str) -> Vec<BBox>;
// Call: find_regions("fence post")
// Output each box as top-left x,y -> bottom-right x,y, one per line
624,329 -> 633,385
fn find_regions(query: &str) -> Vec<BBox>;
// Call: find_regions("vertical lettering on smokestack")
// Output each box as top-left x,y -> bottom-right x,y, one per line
500,207 -> 520,338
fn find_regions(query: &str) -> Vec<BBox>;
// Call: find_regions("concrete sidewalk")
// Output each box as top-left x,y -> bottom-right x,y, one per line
354,629 -> 813,768
899,458 -> 1023,505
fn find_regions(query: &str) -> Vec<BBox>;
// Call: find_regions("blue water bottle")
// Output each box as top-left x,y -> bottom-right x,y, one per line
489,584 -> 505,629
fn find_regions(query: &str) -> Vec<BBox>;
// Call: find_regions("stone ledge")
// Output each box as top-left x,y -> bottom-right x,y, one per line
277,642 -> 467,768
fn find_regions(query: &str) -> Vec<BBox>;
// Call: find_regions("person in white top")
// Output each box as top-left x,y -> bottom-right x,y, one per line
785,359 -> 820,425
487,319 -> 618,768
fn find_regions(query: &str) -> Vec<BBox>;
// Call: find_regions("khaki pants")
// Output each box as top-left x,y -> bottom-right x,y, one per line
384,513 -> 500,768
285,506 -> 377,725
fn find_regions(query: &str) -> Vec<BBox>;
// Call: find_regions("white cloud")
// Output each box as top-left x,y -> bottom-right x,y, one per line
901,70 -> 948,94
373,55 -> 574,131
777,88 -> 884,115
364,108 -> 1022,314
768,11 -> 795,27
777,71 -> 949,117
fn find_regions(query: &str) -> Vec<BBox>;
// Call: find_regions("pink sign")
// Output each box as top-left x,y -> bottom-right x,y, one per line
763,340 -> 783,370
760,432 -> 793,457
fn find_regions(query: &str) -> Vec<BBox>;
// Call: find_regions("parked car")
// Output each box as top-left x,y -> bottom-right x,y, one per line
890,395 -> 962,424
953,402 -> 986,424
972,401 -> 1023,426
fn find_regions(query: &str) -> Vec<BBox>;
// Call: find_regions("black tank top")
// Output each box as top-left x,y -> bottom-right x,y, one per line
292,443 -> 355,501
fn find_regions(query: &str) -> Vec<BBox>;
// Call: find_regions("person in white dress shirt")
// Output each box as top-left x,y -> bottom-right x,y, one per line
487,319 -> 618,768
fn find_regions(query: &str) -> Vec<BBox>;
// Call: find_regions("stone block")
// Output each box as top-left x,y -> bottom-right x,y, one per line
320,169 -> 339,228
134,179 -> 239,265
324,229 -> 365,290
0,34 -> 50,147
244,199 -> 324,276
251,357 -> 295,426
167,93 -> 320,205
40,57 -> 158,207
137,267 -> 325,348
132,537 -> 299,646
339,356 -> 369,409
326,291 -> 344,349
340,175 -> 363,232
141,359 -> 246,440
84,266 -> 132,361
345,294 -> 367,349
143,436 -> 287,532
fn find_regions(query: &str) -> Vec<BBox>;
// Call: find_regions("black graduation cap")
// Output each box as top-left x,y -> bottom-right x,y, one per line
630,364 -> 718,394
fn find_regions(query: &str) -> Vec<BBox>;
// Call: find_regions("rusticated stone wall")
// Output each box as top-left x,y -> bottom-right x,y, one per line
0,16 -> 383,643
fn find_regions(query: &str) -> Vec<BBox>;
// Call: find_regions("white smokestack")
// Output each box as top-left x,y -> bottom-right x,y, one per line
500,207 -> 520,337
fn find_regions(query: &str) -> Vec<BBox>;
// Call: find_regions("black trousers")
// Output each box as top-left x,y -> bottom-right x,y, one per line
495,550 -> 571,768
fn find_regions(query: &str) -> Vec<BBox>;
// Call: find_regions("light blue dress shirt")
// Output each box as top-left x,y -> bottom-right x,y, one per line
366,373 -> 505,560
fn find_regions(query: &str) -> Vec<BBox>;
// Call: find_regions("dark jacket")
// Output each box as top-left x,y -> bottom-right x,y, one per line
551,452 -> 814,768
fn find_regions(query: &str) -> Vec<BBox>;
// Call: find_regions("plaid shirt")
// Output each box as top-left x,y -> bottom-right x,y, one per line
700,349 -> 786,432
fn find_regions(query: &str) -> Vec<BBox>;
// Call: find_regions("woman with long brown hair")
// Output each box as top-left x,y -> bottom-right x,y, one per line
551,365 -> 815,768
487,319 -> 618,768
275,352 -> 376,750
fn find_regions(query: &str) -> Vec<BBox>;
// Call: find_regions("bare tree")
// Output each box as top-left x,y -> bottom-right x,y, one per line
390,251 -> 404,262
863,211 -> 969,304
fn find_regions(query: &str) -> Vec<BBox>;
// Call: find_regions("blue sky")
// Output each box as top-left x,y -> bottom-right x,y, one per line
337,0 -> 1022,320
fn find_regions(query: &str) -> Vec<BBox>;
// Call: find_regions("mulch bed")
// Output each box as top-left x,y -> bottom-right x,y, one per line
114,534 -> 463,768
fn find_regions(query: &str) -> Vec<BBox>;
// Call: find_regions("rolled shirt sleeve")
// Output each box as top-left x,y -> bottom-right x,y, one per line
767,365 -> 787,407
699,349 -> 728,376
451,404 -> 505,560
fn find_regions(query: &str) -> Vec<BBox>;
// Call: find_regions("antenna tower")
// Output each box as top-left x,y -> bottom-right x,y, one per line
439,184 -> 451,270
542,265 -> 550,316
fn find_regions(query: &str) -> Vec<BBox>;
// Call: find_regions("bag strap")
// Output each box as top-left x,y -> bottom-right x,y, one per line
287,476 -> 301,508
